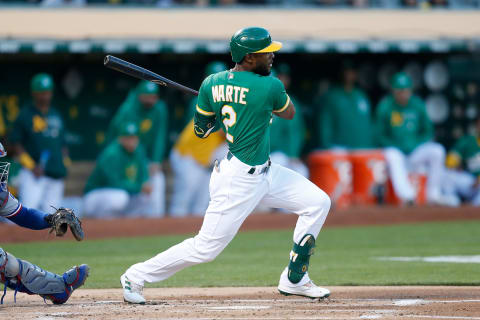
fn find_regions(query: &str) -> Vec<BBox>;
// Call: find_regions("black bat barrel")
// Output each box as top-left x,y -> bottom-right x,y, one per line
103,55 -> 199,96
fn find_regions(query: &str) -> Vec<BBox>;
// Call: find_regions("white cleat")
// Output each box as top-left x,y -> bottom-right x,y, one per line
278,268 -> 330,300
278,279 -> 330,299
120,273 -> 146,304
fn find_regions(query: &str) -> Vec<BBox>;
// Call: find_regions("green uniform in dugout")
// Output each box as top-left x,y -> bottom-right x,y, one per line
85,123 -> 149,194
376,73 -> 433,155
195,71 -> 290,166
10,73 -> 67,179
449,135 -> 480,177
320,86 -> 373,149
107,81 -> 169,163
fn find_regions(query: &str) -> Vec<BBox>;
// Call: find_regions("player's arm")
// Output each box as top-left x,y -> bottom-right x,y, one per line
2,193 -> 50,230
274,99 -> 295,120
271,77 -> 295,120
193,77 -> 218,139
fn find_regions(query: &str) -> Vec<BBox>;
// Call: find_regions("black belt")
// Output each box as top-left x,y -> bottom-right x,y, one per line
227,151 -> 271,174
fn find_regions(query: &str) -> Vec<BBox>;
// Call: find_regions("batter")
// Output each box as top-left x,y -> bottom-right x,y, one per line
121,27 -> 331,304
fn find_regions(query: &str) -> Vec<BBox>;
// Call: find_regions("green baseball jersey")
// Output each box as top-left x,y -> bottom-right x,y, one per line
376,95 -> 433,154
107,91 -> 169,163
196,71 -> 290,166
10,105 -> 67,179
451,135 -> 480,176
319,86 -> 373,149
84,141 -> 149,194
270,97 -> 305,158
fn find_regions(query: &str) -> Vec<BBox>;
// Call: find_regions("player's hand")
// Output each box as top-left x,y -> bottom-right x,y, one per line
32,165 -> 44,178
141,183 -> 153,195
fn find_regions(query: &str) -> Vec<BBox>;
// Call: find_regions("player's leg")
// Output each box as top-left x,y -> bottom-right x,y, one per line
83,188 -> 129,218
0,248 -> 89,304
39,177 -> 64,213
168,151 -> 201,216
17,169 -> 44,210
147,170 -> 165,217
259,163 -> 331,299
407,142 -> 451,204
121,156 -> 269,303
384,147 -> 415,202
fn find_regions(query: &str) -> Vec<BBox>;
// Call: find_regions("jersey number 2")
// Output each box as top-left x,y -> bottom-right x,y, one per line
222,105 -> 236,143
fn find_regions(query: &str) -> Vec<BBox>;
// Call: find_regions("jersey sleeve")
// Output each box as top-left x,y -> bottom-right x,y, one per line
270,77 -> 290,113
195,76 -> 215,117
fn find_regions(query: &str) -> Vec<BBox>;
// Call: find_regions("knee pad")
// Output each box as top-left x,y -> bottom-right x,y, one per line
288,234 -> 315,284
0,248 -> 20,278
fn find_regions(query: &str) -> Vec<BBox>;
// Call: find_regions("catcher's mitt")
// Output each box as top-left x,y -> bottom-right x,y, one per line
45,207 -> 84,241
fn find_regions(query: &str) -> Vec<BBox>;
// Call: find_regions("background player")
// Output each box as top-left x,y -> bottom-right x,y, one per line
120,26 -> 331,304
10,73 -> 69,213
106,81 -> 168,216
443,116 -> 480,206
0,142 -> 88,304
376,72 -> 453,206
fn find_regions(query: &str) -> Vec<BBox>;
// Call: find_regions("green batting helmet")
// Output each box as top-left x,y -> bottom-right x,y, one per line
205,61 -> 227,76
230,27 -> 282,63
31,73 -> 54,92
391,72 -> 413,90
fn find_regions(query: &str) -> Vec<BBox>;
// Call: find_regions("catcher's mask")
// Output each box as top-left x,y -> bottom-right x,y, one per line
0,142 -> 10,192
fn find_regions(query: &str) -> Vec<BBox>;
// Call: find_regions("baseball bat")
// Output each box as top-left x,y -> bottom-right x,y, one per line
103,55 -> 199,96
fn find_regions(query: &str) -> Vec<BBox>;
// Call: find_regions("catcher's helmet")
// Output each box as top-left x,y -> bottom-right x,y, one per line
230,27 -> 282,63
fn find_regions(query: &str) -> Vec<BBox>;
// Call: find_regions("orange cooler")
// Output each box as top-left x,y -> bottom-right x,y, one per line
308,151 -> 352,208
386,173 -> 427,205
350,150 -> 388,205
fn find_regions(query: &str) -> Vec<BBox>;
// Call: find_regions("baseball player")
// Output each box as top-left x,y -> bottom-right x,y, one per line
0,142 -> 88,304
376,72 -> 453,205
121,27 -> 331,304
106,81 -> 168,216
83,122 -> 152,217
169,62 -> 228,217
10,73 -> 69,212
270,63 -> 308,178
442,117 -> 480,206
319,61 -> 373,150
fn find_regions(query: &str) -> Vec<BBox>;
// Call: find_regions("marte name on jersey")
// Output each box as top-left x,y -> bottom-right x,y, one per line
212,85 -> 249,105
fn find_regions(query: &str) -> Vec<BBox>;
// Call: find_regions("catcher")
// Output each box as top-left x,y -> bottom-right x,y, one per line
0,142 -> 88,304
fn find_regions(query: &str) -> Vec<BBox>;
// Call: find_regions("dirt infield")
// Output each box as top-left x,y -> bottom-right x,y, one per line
2,206 -> 480,243
1,286 -> 479,320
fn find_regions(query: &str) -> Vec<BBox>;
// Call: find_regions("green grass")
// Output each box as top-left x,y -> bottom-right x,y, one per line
2,220 -> 480,288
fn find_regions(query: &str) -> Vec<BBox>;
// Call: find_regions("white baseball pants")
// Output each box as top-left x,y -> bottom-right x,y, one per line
384,142 -> 446,202
125,154 -> 331,286
442,169 -> 480,206
82,188 -> 153,218
149,171 -> 166,217
18,169 -> 64,213
168,150 -> 211,217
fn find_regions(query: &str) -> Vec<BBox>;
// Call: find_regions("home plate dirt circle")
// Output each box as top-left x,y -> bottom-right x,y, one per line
1,286 -> 479,320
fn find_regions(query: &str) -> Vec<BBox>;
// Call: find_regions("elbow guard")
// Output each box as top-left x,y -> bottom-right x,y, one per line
194,112 -> 218,139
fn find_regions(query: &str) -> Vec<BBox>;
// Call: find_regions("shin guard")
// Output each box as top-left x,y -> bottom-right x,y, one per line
288,234 -> 315,284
